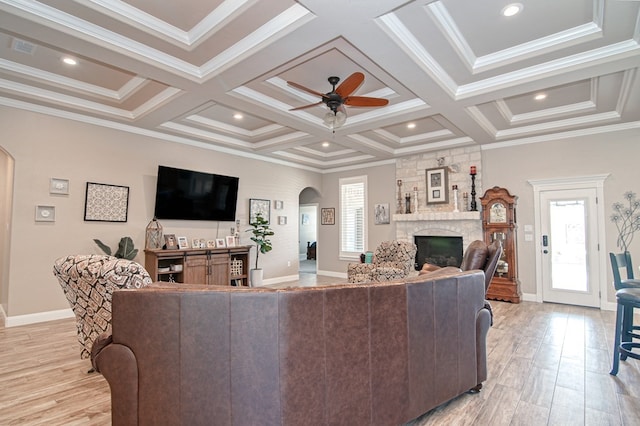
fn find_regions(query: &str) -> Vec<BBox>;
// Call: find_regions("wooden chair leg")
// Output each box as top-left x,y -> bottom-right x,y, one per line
610,302 -> 624,375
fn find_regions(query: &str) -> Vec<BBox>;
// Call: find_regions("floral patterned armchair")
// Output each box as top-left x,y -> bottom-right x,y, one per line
347,240 -> 417,283
53,255 -> 152,359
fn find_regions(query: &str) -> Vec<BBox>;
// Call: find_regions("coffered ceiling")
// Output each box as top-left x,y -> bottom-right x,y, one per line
1,0 -> 639,171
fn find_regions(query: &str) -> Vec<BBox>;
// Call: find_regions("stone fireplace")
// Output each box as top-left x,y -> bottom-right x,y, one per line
394,145 -> 484,270
394,211 -> 483,269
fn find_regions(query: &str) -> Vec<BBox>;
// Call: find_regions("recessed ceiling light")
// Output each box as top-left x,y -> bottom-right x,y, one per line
233,113 -> 243,120
534,93 -> 547,101
407,123 -> 416,129
322,142 -> 330,148
62,57 -> 77,65
501,3 -> 523,17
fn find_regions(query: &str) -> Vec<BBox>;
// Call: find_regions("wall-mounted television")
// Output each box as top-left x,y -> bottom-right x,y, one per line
153,165 -> 239,221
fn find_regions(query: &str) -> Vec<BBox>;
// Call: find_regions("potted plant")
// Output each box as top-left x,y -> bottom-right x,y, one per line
93,236 -> 138,260
246,212 -> 274,286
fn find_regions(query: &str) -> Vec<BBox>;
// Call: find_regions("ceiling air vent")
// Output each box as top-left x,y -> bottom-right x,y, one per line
11,38 -> 37,55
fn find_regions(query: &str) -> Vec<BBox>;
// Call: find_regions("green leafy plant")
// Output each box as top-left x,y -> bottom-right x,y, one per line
610,191 -> 640,252
93,236 -> 138,260
246,213 -> 274,270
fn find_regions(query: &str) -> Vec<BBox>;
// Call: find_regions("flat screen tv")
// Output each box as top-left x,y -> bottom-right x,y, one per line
153,165 -> 239,221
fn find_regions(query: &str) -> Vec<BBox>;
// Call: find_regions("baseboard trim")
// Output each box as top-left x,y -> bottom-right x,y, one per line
317,270 -> 347,279
4,308 -> 74,328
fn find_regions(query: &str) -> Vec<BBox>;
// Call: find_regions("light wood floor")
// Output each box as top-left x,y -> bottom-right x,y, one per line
2,272 -> 640,425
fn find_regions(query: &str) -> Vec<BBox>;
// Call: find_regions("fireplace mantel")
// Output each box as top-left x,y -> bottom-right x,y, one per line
393,212 -> 480,222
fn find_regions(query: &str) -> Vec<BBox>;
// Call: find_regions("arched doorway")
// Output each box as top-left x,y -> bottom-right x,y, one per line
299,187 -> 321,276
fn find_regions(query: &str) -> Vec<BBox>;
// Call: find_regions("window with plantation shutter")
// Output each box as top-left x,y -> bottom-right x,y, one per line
340,176 -> 367,259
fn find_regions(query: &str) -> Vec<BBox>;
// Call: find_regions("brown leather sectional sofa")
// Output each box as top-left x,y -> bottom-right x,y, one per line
93,269 -> 491,425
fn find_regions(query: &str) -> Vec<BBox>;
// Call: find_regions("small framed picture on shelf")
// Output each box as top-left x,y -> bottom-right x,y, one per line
225,235 -> 236,247
192,238 -> 201,248
164,234 -> 177,250
216,238 -> 226,248
177,236 -> 189,249
206,240 -> 216,248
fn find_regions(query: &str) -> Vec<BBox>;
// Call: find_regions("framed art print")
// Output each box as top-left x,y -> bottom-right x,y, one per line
249,198 -> 270,224
84,182 -> 129,222
49,178 -> 69,195
425,167 -> 449,204
374,203 -> 390,225
321,207 -> 335,225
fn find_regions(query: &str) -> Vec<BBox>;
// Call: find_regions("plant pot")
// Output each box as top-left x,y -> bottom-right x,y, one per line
250,269 -> 263,287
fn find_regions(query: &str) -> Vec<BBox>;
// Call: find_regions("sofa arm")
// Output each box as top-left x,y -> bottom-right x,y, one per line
93,341 -> 139,426
475,307 -> 492,388
90,333 -> 112,372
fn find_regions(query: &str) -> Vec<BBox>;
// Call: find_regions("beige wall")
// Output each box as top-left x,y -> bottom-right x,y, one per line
481,131 -> 640,302
0,106 -> 321,318
318,163 -> 397,275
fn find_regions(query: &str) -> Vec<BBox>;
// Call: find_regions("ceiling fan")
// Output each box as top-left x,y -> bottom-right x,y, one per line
287,72 -> 389,129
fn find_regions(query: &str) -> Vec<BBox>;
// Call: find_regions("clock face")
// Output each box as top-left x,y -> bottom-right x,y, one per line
489,202 -> 507,223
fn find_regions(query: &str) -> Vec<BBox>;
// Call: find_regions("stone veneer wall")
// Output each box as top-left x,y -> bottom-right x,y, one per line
394,146 -> 484,249
395,145 -> 482,214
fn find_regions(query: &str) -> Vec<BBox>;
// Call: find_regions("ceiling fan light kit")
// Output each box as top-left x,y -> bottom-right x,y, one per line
288,72 -> 389,129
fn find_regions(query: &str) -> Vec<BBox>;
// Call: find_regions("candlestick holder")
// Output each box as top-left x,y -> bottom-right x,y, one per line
452,185 -> 459,213
396,180 -> 403,214
405,193 -> 411,214
470,174 -> 477,211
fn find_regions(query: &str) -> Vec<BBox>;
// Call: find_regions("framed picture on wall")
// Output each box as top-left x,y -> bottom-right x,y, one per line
374,203 -> 390,225
249,198 -> 270,224
425,167 -> 448,204
321,208 -> 335,225
84,182 -> 129,222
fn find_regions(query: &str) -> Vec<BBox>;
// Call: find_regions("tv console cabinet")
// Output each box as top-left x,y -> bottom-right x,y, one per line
144,246 -> 251,286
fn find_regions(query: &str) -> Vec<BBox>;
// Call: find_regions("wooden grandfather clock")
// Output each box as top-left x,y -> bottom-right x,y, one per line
480,186 -> 521,303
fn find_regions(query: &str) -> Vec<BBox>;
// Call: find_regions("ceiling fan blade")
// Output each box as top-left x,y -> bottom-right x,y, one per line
335,72 -> 364,97
287,81 -> 325,97
344,96 -> 389,107
289,101 -> 323,111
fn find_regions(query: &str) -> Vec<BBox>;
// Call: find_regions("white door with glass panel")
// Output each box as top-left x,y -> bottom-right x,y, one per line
540,189 -> 600,307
